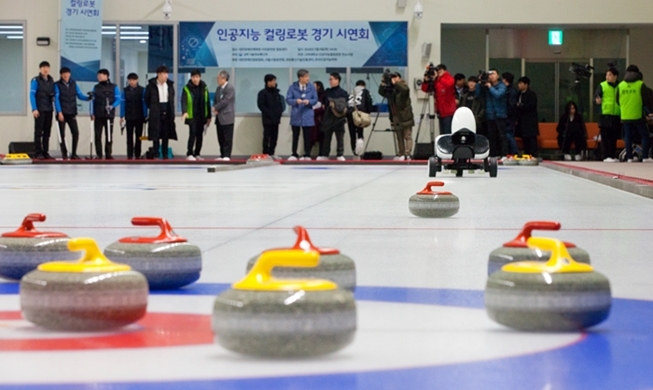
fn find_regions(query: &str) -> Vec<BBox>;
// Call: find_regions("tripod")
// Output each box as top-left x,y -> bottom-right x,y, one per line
413,83 -> 436,158
364,94 -> 398,156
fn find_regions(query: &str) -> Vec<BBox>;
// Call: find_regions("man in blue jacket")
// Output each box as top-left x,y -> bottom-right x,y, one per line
30,61 -> 55,159
54,67 -> 90,160
477,69 -> 508,157
286,69 -> 317,160
90,69 -> 121,159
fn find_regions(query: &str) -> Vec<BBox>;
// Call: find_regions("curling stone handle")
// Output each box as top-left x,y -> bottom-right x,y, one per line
512,221 -> 561,244
19,213 -> 47,232
67,238 -> 113,265
250,154 -> 269,159
236,249 -> 320,288
292,226 -> 315,250
423,181 -> 445,191
131,217 -> 180,241
527,237 -> 574,267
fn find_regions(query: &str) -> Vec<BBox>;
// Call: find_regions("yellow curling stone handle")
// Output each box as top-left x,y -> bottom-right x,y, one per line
233,249 -> 337,291
502,237 -> 594,274
38,238 -> 132,273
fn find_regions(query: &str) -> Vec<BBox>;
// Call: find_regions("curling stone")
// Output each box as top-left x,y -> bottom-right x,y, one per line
488,221 -> 590,275
0,214 -> 78,280
20,238 -> 148,331
246,154 -> 276,165
246,226 -> 356,291
207,166 -> 217,173
0,153 -> 32,165
408,181 -> 459,218
502,155 -> 519,166
104,217 -> 201,290
214,249 -> 356,357
518,154 -> 539,166
485,237 -> 611,331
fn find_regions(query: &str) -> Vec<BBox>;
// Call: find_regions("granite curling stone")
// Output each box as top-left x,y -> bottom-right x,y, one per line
488,221 -> 591,275
518,154 -> 539,166
214,249 -> 356,358
104,217 -> 202,290
246,226 -> 356,291
408,181 -> 459,218
502,155 -> 519,166
485,237 -> 611,331
246,154 -> 276,165
20,237 -> 148,331
0,213 -> 78,280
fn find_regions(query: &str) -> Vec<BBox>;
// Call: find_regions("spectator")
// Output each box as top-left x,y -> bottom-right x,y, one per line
121,73 -> 148,160
595,68 -> 621,162
213,70 -> 236,161
347,80 -> 373,160
557,101 -> 587,161
181,70 -> 211,161
257,73 -> 285,157
318,72 -> 349,161
90,68 -> 121,160
144,65 -> 177,160
516,77 -> 539,156
454,73 -> 466,106
379,72 -> 415,160
616,64 -> 653,163
422,64 -> 456,135
30,61 -> 55,160
286,69 -> 317,161
312,81 -> 327,157
477,69 -> 509,157
460,76 -> 485,134
55,66 -> 90,160
503,72 -> 520,156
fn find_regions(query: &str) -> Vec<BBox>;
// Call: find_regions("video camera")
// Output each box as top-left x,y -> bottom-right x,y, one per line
424,62 -> 437,79
569,63 -> 594,79
382,69 -> 396,91
478,70 -> 490,84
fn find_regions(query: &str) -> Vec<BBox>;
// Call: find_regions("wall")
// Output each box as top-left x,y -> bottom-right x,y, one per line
0,38 -> 24,113
3,0 -> 653,157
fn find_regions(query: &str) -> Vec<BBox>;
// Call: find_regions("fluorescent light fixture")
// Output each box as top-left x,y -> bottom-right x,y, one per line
0,26 -> 23,29
118,31 -> 150,35
0,31 -> 24,35
139,40 -> 146,43
120,36 -> 149,40
6,36 -> 23,39
102,26 -> 142,30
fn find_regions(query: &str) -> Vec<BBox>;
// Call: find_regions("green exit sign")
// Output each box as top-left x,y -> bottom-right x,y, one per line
549,30 -> 563,45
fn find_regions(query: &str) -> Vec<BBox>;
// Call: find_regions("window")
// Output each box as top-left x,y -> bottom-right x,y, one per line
75,24 -> 117,114
234,68 -> 289,115
0,23 -> 25,114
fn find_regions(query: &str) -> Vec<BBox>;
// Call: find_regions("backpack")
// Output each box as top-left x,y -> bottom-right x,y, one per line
329,97 -> 348,118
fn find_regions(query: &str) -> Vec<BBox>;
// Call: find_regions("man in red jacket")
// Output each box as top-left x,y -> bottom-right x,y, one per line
422,64 -> 456,135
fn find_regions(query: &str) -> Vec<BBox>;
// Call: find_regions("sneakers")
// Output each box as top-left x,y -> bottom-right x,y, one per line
316,156 -> 329,161
574,154 -> 582,161
627,159 -> 634,163
563,154 -> 572,161
222,157 -> 230,161
287,155 -> 298,161
355,138 -> 365,155
405,155 -> 412,161
603,157 -> 617,163
299,156 -> 311,161
393,155 -> 405,161
186,155 -> 196,161
643,158 -> 653,163
336,156 -> 346,161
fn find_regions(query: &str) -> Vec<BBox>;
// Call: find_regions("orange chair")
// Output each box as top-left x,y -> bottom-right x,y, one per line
585,123 -> 600,149
537,123 -> 559,150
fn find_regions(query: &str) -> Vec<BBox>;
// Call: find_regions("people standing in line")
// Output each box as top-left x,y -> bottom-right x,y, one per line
54,66 -> 89,160
515,77 -> 539,157
595,68 -> 621,162
121,73 -> 148,160
556,101 -> 587,161
379,72 -> 415,161
286,69 -> 317,161
213,70 -> 236,161
318,72 -> 349,161
144,65 -> 177,160
617,65 -> 653,163
90,69 -> 120,160
347,80 -> 373,160
503,72 -> 520,156
30,61 -> 55,160
477,69 -> 508,158
182,70 -> 211,161
460,76 -> 485,135
257,73 -> 285,157
454,73 -> 467,106
312,81 -> 327,157
422,64 -> 456,135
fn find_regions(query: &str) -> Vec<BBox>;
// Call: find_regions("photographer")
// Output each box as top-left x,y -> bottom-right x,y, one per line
476,69 -> 508,158
380,72 -> 415,161
421,64 -> 456,135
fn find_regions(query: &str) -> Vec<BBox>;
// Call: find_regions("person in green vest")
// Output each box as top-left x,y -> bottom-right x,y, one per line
181,69 -> 212,161
616,65 -> 653,162
594,67 -> 621,162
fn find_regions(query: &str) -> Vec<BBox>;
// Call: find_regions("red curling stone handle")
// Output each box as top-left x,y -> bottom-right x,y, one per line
2,213 -> 67,238
417,181 -> 446,195
118,217 -> 187,244
250,154 -> 270,159
292,226 -> 340,255
503,221 -> 576,248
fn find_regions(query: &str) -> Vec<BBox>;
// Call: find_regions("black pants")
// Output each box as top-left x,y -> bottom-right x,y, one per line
320,124 -> 345,157
562,129 -> 586,155
487,119 -> 508,157
522,135 -> 538,156
216,123 -> 234,158
153,104 -> 171,159
187,121 -> 204,157
600,119 -> 621,159
57,114 -> 79,158
126,120 -> 144,159
263,123 -> 279,155
94,118 -> 114,158
346,114 -> 364,155
34,111 -> 53,157
291,126 -> 312,158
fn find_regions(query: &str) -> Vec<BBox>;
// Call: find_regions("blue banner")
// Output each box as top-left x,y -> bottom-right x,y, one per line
179,21 -> 407,68
60,0 -> 103,82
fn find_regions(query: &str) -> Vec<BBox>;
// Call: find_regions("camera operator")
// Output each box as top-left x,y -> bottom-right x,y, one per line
421,64 -> 456,135
476,69 -> 508,158
594,67 -> 621,162
379,72 -> 415,161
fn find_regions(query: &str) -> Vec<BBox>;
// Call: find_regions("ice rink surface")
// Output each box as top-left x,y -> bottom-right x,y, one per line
0,163 -> 652,389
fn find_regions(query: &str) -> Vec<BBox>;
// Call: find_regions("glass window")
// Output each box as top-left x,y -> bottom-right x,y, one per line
0,23 -> 24,114
76,24 -> 117,114
234,68 -> 290,115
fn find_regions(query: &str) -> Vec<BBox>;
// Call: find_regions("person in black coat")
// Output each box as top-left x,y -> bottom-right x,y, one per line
515,77 -> 539,156
257,74 -> 286,156
318,73 -> 349,160
346,80 -> 374,158
557,101 -> 587,161
144,66 -> 177,159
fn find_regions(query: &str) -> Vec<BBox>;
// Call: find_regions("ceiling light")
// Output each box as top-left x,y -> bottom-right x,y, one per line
6,36 -> 23,39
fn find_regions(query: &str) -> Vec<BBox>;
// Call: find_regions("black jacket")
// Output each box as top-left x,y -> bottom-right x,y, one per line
144,78 -> 177,141
557,114 -> 587,149
123,85 -> 146,122
516,89 -> 539,137
321,86 -> 349,131
257,86 -> 285,125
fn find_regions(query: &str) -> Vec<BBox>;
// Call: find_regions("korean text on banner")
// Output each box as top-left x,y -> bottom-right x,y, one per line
60,0 -> 104,82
